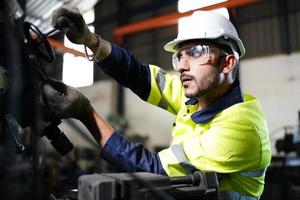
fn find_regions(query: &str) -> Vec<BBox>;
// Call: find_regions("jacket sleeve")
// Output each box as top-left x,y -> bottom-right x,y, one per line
99,44 -> 151,101
101,131 -> 166,175
146,65 -> 184,115
99,44 -> 184,115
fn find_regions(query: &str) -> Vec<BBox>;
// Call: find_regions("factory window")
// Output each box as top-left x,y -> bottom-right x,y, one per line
62,9 -> 95,87
178,0 -> 228,15
236,0 -> 300,58
177,0 -> 229,35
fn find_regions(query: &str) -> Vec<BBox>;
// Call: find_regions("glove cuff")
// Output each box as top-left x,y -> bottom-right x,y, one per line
76,100 -> 93,122
84,34 -> 102,62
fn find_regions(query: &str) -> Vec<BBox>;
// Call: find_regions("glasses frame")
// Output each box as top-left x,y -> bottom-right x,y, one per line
172,45 -> 228,70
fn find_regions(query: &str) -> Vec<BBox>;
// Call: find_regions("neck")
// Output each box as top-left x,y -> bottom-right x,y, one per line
197,82 -> 233,110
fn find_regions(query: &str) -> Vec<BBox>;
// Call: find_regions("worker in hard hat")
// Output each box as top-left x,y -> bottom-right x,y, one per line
41,6 -> 271,200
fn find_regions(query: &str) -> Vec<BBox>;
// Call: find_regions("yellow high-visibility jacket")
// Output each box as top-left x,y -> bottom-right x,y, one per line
147,65 -> 271,197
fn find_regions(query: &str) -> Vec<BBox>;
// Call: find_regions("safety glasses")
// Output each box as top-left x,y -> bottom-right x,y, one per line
172,45 -> 228,70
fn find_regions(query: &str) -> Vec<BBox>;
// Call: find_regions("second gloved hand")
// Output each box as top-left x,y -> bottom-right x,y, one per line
41,79 -> 92,121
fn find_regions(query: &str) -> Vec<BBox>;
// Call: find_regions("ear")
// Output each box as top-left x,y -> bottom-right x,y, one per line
222,55 -> 237,74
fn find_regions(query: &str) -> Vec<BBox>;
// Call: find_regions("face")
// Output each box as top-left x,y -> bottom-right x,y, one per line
175,42 -> 225,98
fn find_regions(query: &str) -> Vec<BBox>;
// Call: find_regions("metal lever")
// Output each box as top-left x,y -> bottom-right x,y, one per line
44,28 -> 60,37
5,114 -> 26,154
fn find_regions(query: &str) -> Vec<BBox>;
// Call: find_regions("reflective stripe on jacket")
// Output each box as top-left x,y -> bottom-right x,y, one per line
146,65 -> 271,197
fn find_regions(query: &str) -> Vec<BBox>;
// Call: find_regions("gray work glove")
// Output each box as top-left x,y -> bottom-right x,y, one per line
41,79 -> 91,121
52,6 -> 92,44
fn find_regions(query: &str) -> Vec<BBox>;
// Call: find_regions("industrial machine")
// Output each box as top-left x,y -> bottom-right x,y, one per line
23,21 -> 74,156
2,2 -> 221,199
275,112 -> 300,156
57,171 -> 220,200
262,112 -> 300,200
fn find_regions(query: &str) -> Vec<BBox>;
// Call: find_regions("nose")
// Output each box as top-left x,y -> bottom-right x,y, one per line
177,56 -> 190,73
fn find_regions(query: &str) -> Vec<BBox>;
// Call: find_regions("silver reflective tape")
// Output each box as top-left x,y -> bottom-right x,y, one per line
158,97 -> 168,110
171,144 -> 198,174
156,70 -> 166,93
240,168 -> 266,178
171,143 -> 187,163
220,191 -> 259,200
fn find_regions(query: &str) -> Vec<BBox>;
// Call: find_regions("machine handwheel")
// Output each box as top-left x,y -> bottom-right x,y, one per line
23,22 -> 55,63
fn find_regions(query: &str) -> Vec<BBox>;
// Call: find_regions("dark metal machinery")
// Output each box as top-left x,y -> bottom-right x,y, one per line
73,171 -> 219,200
23,21 -> 74,157
1,1 -> 73,199
1,1 -> 221,200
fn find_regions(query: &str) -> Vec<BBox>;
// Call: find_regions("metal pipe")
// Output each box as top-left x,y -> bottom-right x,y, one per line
113,0 -> 261,44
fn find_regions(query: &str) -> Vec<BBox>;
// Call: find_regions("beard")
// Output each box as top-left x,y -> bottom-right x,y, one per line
183,66 -> 220,99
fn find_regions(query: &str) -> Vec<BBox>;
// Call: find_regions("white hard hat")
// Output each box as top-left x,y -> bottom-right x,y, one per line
164,11 -> 245,59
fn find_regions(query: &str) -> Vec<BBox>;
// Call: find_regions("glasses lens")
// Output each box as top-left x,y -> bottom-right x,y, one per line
172,45 -> 210,70
186,45 -> 208,58
172,53 -> 179,70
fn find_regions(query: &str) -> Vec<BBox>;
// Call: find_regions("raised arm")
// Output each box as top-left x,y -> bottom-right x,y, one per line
52,6 -> 152,100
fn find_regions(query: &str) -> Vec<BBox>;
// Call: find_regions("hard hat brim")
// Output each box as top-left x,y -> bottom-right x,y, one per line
164,38 -> 202,53
164,37 -> 246,58
164,39 -> 182,53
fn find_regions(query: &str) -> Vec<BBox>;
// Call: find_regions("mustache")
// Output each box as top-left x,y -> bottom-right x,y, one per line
180,73 -> 194,81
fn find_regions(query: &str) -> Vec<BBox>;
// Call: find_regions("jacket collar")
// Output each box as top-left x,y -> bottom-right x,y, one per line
185,80 -> 244,124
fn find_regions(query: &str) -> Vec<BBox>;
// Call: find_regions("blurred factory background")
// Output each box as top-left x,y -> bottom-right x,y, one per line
1,0 -> 300,199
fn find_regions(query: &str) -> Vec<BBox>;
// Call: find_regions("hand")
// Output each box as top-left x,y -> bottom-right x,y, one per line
41,79 -> 91,121
52,6 -> 91,44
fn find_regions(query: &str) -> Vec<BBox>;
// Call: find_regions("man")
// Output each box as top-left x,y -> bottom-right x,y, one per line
42,6 -> 271,199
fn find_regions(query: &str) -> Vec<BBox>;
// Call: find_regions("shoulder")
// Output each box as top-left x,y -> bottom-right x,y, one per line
217,93 -> 267,129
